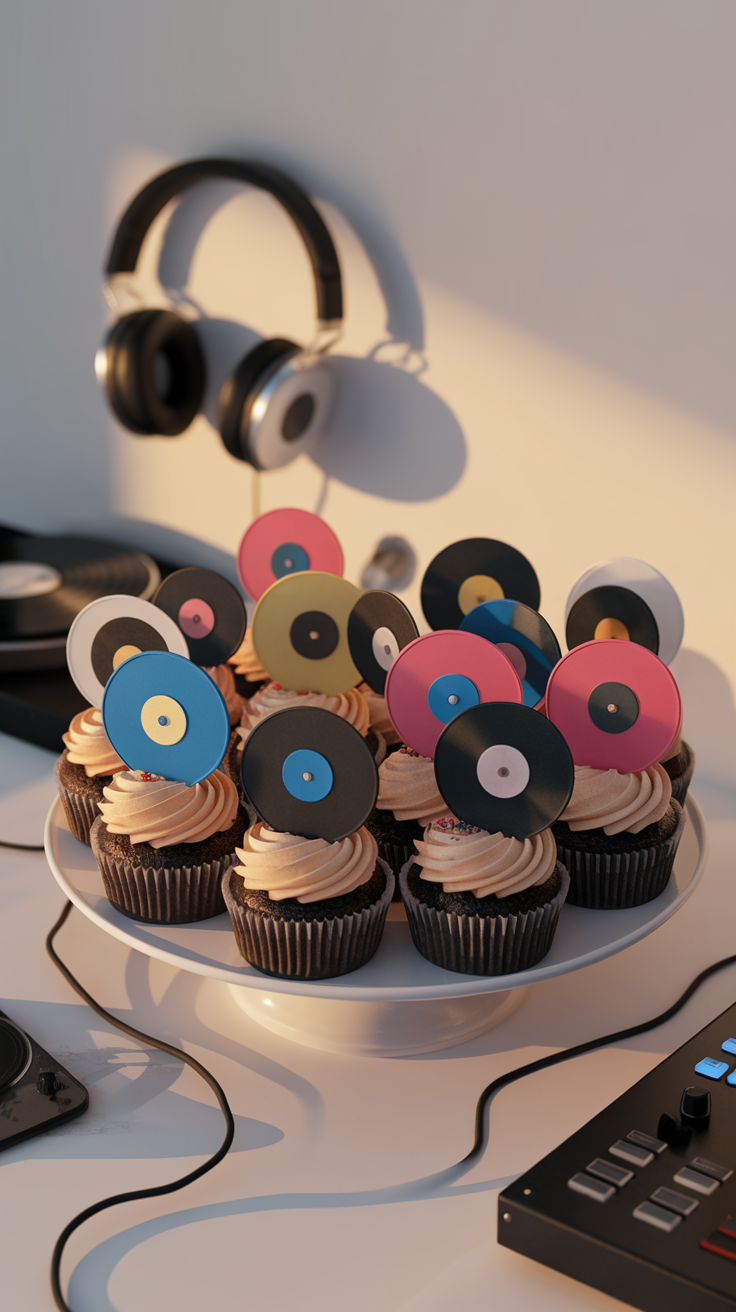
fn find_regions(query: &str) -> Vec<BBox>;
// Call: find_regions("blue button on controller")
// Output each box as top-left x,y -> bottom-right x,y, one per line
694,1058 -> 730,1081
726,1070 -> 736,1087
722,1038 -> 736,1056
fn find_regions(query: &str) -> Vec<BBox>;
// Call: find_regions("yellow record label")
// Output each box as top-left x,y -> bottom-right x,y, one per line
252,572 -> 362,694
140,694 -> 187,746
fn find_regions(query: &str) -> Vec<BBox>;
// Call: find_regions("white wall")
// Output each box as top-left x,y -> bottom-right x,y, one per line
1,1 -> 734,794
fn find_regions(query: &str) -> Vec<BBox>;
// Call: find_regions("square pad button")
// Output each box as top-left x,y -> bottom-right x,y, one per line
627,1130 -> 667,1155
695,1058 -> 729,1081
726,1070 -> 736,1087
568,1173 -> 615,1202
610,1140 -> 654,1167
634,1202 -> 682,1232
721,1038 -> 736,1056
674,1167 -> 719,1196
586,1158 -> 633,1188
690,1158 -> 733,1184
651,1187 -> 699,1217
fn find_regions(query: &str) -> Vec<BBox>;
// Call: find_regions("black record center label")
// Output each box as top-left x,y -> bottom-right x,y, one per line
434,702 -> 574,840
91,617 -> 169,686
587,681 -> 640,735
152,567 -> 246,667
566,585 -> 659,654
347,591 -> 419,694
421,539 -> 541,632
240,706 -> 378,843
290,610 -> 339,661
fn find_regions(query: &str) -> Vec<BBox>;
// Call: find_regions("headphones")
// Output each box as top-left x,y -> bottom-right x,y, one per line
95,157 -> 344,471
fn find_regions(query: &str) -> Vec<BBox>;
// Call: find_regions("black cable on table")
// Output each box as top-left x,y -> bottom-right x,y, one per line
45,899 -> 235,1312
0,839 -> 45,850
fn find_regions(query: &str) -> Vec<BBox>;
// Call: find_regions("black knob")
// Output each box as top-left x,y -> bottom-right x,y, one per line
36,1071 -> 58,1096
657,1113 -> 692,1147
680,1085 -> 711,1127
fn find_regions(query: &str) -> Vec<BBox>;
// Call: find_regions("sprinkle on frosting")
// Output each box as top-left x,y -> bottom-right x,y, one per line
237,682 -> 371,746
415,821 -> 557,899
234,821 -> 378,903
559,764 -> 672,835
62,707 -> 126,778
376,748 -> 447,825
227,629 -> 269,681
97,769 -> 239,848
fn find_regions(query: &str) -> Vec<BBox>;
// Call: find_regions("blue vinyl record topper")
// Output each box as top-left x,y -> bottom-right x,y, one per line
460,598 -> 561,707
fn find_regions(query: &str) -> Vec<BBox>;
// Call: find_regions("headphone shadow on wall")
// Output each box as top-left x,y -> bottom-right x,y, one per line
98,158 -> 466,503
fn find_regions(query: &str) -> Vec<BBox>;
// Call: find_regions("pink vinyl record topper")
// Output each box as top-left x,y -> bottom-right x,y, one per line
237,509 -> 343,600
384,630 -> 523,759
544,638 -> 682,772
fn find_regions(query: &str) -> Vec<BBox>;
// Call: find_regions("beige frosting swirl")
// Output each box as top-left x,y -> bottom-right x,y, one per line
234,821 -> 378,903
377,747 -> 447,825
204,663 -> 243,725
560,764 -> 672,835
358,683 -> 401,745
237,682 -> 371,745
62,708 -> 126,778
97,769 -> 239,848
415,817 -> 557,899
227,629 -> 269,681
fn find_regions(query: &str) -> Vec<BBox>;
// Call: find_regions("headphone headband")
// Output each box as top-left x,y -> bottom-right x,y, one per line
105,157 -> 343,324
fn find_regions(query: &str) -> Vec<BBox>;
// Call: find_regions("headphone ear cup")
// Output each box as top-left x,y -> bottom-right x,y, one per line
217,337 -> 334,470
103,310 -> 205,436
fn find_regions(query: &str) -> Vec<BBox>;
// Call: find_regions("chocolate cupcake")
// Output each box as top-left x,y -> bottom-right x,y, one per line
204,663 -> 243,726
227,628 -> 269,700
55,707 -> 126,845
660,738 -> 695,807
551,763 -> 685,908
223,823 -> 393,979
91,769 -> 246,923
400,819 -> 569,976
234,682 -> 385,771
365,746 -> 447,898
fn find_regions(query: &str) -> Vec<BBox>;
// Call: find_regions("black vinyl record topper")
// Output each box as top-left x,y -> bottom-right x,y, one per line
153,567 -> 246,666
565,584 -> 659,655
240,706 -> 378,842
421,539 -> 540,631
347,591 -> 419,694
434,702 -> 574,840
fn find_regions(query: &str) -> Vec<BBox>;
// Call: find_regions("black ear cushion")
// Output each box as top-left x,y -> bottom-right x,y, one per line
217,337 -> 299,462
105,310 -> 205,436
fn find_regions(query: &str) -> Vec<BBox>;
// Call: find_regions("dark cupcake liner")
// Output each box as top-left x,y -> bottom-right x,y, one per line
667,741 -> 695,808
222,858 -> 394,980
399,858 -> 570,976
376,840 -> 416,901
55,765 -> 102,847
90,816 -> 237,924
554,800 -> 686,909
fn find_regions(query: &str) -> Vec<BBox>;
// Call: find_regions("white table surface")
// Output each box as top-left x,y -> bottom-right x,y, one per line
1,728 -> 735,1312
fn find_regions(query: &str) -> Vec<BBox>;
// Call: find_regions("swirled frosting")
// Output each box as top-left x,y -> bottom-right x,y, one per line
227,629 -> 269,681
358,683 -> 401,745
234,821 -> 378,903
559,764 -> 672,835
97,769 -> 239,848
415,817 -> 557,899
377,747 -> 447,825
62,708 -> 126,778
204,663 -> 242,724
237,682 -> 371,745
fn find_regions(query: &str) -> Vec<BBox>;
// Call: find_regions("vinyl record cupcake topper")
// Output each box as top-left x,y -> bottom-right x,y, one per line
152,567 -> 246,667
564,557 -> 684,666
545,639 -> 682,773
102,650 -> 231,785
347,590 -> 419,694
459,599 -> 561,707
237,508 -> 344,601
66,595 -> 190,708
434,702 -> 575,840
251,571 -> 361,694
421,538 -> 540,632
240,706 -> 378,842
384,630 -> 523,759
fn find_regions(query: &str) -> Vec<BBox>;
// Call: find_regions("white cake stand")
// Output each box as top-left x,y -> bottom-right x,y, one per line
44,797 -> 707,1057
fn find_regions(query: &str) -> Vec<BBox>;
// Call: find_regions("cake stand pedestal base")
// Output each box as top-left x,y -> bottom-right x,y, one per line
227,982 -> 528,1056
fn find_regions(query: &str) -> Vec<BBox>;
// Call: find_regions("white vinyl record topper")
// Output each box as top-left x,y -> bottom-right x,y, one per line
565,557 -> 685,666
66,594 -> 190,708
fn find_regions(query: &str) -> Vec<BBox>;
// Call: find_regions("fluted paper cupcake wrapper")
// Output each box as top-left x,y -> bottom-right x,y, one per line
399,859 -> 570,977
56,777 -> 101,847
377,841 -> 415,901
90,816 -> 237,924
222,859 -> 394,980
555,800 -> 686,910
669,745 -> 695,808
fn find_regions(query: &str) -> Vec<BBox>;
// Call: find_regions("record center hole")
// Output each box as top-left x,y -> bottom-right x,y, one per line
607,703 -> 619,714
284,558 -> 294,569
302,772 -> 313,782
158,716 -> 170,727
447,694 -> 459,705
498,767 -> 510,777
309,630 -> 320,641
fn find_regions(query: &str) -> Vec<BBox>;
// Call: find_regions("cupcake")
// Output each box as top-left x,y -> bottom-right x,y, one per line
660,736 -> 695,807
55,707 -> 127,845
229,682 -> 386,776
400,817 -> 569,976
358,682 -> 402,750
204,663 -> 243,725
551,763 -> 685,909
227,628 -> 269,700
91,769 -> 247,923
223,823 -> 393,979
366,746 -> 448,898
